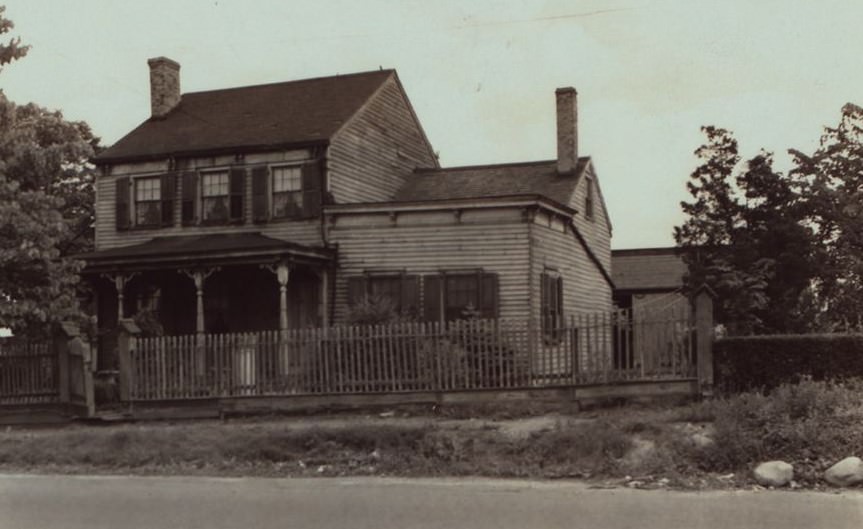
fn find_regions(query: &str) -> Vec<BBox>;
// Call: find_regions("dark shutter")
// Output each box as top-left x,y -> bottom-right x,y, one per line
556,276 -> 564,317
301,160 -> 323,218
347,276 -> 368,307
160,172 -> 176,227
229,167 -> 245,222
423,275 -> 442,322
401,275 -> 420,317
115,176 -> 131,230
479,273 -> 499,320
181,171 -> 197,225
251,166 -> 269,223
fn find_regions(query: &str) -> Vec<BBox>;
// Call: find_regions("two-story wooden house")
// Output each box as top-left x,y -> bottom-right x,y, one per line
82,57 -> 614,369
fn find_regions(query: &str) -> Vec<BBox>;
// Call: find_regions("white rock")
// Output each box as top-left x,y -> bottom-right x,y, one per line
824,457 -> 863,487
753,461 -> 794,487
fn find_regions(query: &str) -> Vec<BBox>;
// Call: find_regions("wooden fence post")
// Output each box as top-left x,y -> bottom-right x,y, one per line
693,286 -> 716,397
116,319 -> 141,402
54,321 -> 96,417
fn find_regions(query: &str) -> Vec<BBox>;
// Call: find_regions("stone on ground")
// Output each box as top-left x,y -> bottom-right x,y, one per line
824,457 -> 863,487
753,461 -> 793,487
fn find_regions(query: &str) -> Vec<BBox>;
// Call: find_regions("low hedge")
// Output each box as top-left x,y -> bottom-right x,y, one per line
714,333 -> 863,393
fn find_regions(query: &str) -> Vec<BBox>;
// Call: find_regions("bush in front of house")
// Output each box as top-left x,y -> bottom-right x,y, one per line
714,333 -> 863,393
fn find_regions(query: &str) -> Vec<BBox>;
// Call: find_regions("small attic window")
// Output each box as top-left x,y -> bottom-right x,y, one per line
585,177 -> 595,221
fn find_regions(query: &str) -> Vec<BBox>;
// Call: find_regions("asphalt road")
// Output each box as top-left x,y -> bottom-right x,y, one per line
2,474 -> 862,529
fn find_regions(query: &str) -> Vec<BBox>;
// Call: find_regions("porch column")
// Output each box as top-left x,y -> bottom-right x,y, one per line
180,267 -> 219,375
320,268 -> 330,328
276,263 -> 290,334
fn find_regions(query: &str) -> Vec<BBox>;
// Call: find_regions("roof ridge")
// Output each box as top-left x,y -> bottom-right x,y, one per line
182,69 -> 394,97
414,157 -> 590,174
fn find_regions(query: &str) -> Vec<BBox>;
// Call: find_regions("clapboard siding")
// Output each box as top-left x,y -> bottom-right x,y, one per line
570,164 -> 612,275
530,214 -> 613,318
329,209 -> 530,323
328,75 -> 436,204
94,150 -> 321,251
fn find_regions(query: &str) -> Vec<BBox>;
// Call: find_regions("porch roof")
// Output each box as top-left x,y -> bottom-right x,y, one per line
79,233 -> 335,273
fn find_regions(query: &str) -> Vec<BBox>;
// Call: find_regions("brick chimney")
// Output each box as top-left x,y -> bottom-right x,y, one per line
555,87 -> 578,175
147,57 -> 181,118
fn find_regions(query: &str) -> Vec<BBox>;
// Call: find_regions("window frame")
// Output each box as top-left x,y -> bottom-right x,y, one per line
584,177 -> 595,221
199,169 -> 232,224
270,164 -> 304,219
132,175 -> 163,228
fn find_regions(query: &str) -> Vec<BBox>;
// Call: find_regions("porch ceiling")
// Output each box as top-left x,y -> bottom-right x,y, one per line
79,233 -> 335,273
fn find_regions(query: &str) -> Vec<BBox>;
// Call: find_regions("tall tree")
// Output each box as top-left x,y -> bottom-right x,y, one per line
0,7 -> 98,337
791,103 -> 863,331
675,127 -> 818,334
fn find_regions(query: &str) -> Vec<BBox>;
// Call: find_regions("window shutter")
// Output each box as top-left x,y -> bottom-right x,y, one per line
181,171 -> 198,225
301,160 -> 323,218
229,167 -> 246,222
115,176 -> 131,230
160,172 -> 176,227
556,276 -> 564,316
401,275 -> 420,317
347,276 -> 368,307
423,275 -> 442,322
251,166 -> 269,222
479,273 -> 499,320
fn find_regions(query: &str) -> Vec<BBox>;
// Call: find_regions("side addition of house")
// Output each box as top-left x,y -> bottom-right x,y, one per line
81,57 -> 614,369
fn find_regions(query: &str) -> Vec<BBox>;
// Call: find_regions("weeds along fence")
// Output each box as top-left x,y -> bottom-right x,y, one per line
0,339 -> 59,405
129,310 -> 696,401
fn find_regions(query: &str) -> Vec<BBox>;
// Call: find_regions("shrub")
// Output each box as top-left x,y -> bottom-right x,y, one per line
714,333 -> 863,393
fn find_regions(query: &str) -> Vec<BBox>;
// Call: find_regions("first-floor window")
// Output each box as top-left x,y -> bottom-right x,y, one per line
422,271 -> 498,322
541,271 -> 564,340
347,274 -> 420,317
135,177 -> 161,226
272,166 -> 303,218
202,171 -> 230,222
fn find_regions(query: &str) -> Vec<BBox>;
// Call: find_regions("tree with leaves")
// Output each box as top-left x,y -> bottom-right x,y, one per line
674,126 -> 818,334
0,7 -> 99,337
791,103 -> 863,331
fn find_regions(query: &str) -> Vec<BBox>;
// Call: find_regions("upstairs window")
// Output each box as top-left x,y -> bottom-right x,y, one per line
585,177 -> 595,220
134,177 -> 161,226
272,166 -> 303,219
201,171 -> 230,222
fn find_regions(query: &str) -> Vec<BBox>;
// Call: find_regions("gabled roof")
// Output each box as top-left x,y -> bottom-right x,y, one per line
611,247 -> 687,292
95,69 -> 395,163
395,158 -> 589,208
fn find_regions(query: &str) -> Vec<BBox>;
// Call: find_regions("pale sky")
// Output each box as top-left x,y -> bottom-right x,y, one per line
2,0 -> 861,249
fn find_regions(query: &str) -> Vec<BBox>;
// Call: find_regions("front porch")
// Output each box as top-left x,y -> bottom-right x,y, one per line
81,233 -> 335,372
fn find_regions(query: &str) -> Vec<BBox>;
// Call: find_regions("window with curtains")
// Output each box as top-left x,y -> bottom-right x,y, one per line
201,170 -> 230,222
134,177 -> 161,226
272,165 -> 303,219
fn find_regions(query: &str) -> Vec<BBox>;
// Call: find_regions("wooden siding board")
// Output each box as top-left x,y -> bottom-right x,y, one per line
328,77 -> 437,204
329,218 -> 530,323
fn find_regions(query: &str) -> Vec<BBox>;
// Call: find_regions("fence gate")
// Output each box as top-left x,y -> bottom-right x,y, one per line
60,326 -> 96,417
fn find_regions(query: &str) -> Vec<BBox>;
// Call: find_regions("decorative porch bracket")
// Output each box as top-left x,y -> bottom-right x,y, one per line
101,272 -> 139,320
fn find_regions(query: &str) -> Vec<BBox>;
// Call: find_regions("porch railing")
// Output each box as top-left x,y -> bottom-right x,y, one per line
129,310 -> 697,401
0,339 -> 58,405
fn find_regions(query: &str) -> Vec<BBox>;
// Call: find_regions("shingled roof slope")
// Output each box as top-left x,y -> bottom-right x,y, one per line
611,248 -> 687,291
95,69 -> 394,163
395,158 -> 588,206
